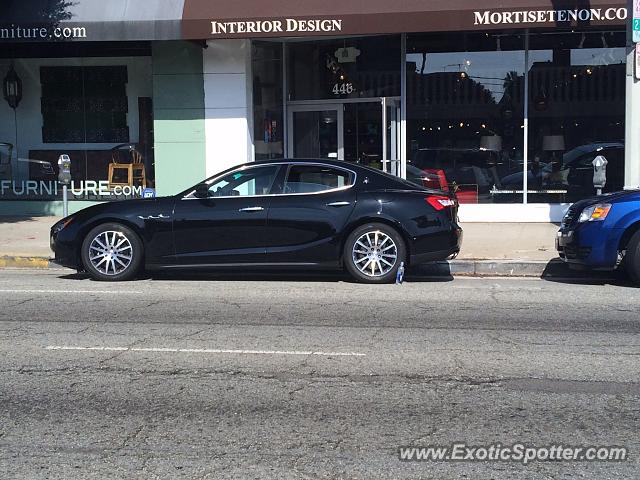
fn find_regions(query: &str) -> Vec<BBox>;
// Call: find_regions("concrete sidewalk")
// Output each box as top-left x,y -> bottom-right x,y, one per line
0,215 -> 563,275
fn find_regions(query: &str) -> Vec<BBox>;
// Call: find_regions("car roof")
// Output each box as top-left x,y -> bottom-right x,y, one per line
239,158 -> 390,176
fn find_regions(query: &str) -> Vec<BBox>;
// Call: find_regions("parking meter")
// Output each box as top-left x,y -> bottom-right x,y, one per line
592,155 -> 608,195
58,154 -> 71,216
57,154 -> 71,185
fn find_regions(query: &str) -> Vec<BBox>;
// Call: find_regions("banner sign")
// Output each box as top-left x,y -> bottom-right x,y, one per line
0,1 -> 632,42
636,44 -> 640,80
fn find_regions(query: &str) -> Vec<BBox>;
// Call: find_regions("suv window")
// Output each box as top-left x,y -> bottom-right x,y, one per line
206,165 -> 279,197
284,165 -> 352,194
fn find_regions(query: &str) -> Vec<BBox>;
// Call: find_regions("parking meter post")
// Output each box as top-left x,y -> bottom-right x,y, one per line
57,154 -> 72,217
62,185 -> 68,217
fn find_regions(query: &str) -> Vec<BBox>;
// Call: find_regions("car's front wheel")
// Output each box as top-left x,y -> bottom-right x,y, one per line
81,223 -> 143,281
343,223 -> 406,284
624,230 -> 640,285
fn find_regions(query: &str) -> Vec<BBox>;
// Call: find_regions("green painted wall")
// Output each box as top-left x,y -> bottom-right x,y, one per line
152,41 -> 207,196
0,201 -> 101,217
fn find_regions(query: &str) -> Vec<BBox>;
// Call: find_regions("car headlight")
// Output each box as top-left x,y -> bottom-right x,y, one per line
578,204 -> 611,223
52,217 -> 74,235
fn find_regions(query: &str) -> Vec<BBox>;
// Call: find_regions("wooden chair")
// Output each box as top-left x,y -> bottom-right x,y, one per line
108,145 -> 146,190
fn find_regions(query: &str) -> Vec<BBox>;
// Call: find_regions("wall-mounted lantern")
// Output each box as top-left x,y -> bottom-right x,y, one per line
3,65 -> 23,109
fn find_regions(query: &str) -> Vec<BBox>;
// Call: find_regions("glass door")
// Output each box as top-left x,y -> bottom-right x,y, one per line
382,97 -> 401,176
343,102 -> 383,170
287,105 -> 343,160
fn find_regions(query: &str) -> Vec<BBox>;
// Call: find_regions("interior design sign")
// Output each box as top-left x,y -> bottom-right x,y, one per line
210,18 -> 342,35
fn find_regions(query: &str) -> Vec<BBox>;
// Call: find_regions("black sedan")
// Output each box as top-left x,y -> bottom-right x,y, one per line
51,160 -> 462,283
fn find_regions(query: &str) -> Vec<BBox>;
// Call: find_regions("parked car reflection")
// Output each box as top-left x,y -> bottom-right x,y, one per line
501,142 -> 624,202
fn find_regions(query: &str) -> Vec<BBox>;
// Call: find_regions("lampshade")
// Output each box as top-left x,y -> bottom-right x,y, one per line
542,135 -> 565,151
479,135 -> 502,152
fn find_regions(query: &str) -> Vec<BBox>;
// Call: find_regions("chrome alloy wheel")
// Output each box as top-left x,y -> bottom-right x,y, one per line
351,230 -> 398,277
88,231 -> 133,276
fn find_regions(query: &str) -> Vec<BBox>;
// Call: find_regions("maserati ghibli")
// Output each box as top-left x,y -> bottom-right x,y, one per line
51,160 -> 463,283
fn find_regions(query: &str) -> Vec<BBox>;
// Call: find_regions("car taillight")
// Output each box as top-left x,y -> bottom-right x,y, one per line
426,195 -> 456,211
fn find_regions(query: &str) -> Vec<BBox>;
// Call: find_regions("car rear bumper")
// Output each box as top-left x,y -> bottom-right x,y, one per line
410,226 -> 462,265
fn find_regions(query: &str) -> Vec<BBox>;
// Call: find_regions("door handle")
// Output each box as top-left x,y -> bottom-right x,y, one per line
238,206 -> 264,212
326,201 -> 351,207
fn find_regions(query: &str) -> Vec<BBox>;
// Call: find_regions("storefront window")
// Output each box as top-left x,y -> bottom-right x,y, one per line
287,36 -> 400,101
406,32 -> 526,204
252,42 -> 284,160
0,46 -> 154,202
526,31 -> 625,203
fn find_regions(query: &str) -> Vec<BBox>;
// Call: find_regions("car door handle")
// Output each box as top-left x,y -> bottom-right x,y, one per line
326,201 -> 351,207
238,206 -> 265,212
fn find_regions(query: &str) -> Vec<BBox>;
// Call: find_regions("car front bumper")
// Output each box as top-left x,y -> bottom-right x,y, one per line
50,227 -> 80,270
556,223 -> 621,269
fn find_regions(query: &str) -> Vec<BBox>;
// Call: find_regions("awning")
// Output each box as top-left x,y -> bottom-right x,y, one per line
183,0 -> 628,39
0,0 -> 628,43
0,0 -> 186,42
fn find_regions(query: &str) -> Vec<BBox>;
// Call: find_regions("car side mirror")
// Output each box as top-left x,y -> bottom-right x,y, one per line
194,183 -> 210,198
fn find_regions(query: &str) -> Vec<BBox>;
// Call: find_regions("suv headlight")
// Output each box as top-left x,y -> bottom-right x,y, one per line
578,203 -> 611,223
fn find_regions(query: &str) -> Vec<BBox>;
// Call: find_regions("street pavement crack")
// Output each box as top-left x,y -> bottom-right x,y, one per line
117,424 -> 145,450
6,298 -> 34,308
98,338 -> 148,364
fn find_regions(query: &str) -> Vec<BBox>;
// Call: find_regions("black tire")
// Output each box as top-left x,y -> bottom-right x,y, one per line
343,223 -> 406,284
623,230 -> 640,285
81,223 -> 143,282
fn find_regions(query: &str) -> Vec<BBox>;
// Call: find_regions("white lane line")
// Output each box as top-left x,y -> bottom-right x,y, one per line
0,289 -> 142,294
45,346 -> 366,357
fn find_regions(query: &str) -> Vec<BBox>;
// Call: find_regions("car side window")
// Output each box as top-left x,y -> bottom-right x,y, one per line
284,165 -> 352,194
206,165 -> 280,197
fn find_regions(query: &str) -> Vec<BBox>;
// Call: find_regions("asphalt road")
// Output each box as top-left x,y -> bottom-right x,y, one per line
1,268 -> 639,479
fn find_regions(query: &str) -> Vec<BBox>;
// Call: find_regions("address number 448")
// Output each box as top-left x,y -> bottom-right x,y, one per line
333,82 -> 354,95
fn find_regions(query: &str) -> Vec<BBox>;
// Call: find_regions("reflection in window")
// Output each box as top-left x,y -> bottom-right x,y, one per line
284,165 -> 351,194
406,33 -> 525,204
287,36 -> 400,101
207,165 -> 279,197
526,31 -> 625,203
0,48 -> 154,202
252,42 -> 284,160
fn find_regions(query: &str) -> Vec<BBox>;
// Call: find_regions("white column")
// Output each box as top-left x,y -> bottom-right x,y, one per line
203,39 -> 254,178
625,0 -> 640,189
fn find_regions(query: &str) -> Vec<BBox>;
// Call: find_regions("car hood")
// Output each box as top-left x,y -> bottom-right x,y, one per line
571,190 -> 640,212
71,196 -> 175,220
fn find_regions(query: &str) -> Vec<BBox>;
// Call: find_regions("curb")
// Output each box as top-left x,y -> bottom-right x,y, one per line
0,255 -> 57,269
0,255 -> 590,279
415,259 -> 562,278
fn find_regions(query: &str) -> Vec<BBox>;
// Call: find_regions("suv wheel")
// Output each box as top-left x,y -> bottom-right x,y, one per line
81,223 -> 143,282
343,223 -> 406,284
624,230 -> 640,285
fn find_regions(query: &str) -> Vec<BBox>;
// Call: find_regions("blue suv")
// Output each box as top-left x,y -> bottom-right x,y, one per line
556,190 -> 640,284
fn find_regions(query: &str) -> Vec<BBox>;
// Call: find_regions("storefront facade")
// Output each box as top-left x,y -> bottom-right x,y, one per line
0,0 -> 635,221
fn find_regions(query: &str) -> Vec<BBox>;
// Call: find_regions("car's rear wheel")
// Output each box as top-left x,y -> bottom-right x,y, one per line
623,230 -> 640,285
81,223 -> 143,282
343,223 -> 406,284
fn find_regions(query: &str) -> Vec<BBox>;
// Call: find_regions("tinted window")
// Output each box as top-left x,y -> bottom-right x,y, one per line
284,165 -> 352,194
207,165 -> 279,197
